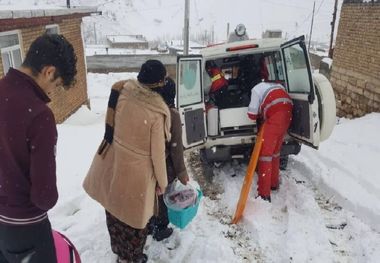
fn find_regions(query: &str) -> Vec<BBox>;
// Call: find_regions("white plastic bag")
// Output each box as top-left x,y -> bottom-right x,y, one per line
164,180 -> 198,211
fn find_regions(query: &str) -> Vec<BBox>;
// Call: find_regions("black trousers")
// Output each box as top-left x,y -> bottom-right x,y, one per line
153,195 -> 170,230
0,218 -> 57,263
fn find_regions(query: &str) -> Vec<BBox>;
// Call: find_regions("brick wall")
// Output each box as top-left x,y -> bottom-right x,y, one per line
0,16 -> 88,123
45,17 -> 88,123
330,2 -> 380,118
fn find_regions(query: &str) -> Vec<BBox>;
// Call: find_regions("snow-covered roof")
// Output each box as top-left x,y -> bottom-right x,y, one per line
0,5 -> 98,19
106,35 -> 147,44
167,40 -> 206,49
263,29 -> 282,32
85,46 -> 159,56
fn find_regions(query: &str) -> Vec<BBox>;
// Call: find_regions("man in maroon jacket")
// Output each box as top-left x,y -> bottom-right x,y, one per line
0,34 -> 77,262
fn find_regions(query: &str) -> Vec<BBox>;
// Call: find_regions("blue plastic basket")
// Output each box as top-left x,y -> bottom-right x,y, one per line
167,189 -> 203,229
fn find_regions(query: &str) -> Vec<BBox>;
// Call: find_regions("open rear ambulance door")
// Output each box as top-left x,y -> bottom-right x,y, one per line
176,55 -> 206,149
281,35 -> 320,149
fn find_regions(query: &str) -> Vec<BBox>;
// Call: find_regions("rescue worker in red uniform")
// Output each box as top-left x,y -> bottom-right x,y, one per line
247,82 -> 293,201
205,60 -> 229,108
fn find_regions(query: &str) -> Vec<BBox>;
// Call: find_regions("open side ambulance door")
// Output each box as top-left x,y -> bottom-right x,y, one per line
176,55 -> 206,149
281,35 -> 320,149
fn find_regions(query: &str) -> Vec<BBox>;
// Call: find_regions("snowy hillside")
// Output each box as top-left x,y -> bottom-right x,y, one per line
0,0 -> 343,44
47,72 -> 380,262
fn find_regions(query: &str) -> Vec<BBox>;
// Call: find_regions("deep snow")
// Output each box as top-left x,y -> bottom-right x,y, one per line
47,72 -> 380,263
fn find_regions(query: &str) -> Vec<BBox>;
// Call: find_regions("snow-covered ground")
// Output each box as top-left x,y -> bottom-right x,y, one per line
49,72 -> 380,262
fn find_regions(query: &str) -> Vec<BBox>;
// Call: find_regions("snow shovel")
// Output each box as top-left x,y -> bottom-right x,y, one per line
231,124 -> 265,224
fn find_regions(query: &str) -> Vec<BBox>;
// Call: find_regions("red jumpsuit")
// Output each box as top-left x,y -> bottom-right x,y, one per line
247,82 -> 293,199
206,65 -> 229,109
208,66 -> 228,94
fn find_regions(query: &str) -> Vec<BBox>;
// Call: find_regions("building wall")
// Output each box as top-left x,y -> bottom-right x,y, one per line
330,2 -> 380,118
0,16 -> 88,123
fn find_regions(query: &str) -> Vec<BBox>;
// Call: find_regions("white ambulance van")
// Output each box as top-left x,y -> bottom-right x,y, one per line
176,27 -> 336,169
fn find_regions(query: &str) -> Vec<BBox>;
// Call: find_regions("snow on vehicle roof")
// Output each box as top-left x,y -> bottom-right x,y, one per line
201,38 -> 285,58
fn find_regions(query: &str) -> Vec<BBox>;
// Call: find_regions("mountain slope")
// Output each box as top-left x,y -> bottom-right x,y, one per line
0,0 -> 343,44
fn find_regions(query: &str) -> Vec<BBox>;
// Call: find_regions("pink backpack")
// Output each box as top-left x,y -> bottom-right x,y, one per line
52,230 -> 81,263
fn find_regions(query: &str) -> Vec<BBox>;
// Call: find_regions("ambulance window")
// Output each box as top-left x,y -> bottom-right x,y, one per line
283,44 -> 311,93
203,70 -> 211,93
264,56 -> 275,80
274,52 -> 285,81
263,52 -> 284,82
178,60 -> 202,107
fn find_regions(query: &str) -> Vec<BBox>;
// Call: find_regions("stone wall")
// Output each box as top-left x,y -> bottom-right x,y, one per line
0,16 -> 88,123
86,54 -> 177,79
330,1 -> 380,118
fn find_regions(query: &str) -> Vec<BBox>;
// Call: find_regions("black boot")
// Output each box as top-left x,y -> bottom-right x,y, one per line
147,216 -> 158,235
153,227 -> 173,241
135,254 -> 148,263
271,185 -> 279,191
260,195 -> 271,202
117,254 -> 147,263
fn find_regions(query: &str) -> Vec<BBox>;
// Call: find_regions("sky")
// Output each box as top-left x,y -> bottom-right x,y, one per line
47,72 -> 380,262
0,0 -> 344,43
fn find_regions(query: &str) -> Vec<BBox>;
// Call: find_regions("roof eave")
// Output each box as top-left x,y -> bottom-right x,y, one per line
0,6 -> 100,20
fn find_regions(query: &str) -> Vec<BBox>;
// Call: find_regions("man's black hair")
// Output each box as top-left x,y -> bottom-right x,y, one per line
22,34 -> 77,87
205,60 -> 217,70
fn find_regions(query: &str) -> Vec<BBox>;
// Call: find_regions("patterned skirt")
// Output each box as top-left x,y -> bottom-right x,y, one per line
105,210 -> 148,261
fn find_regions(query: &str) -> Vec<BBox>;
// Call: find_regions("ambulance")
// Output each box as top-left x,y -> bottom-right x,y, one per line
176,25 -> 336,169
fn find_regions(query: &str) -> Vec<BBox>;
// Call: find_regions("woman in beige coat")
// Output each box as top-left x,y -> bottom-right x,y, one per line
83,60 -> 171,263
